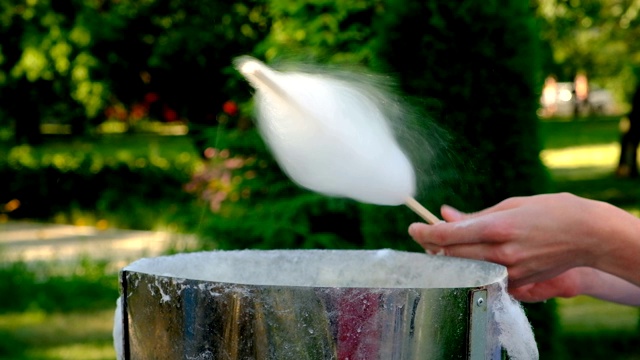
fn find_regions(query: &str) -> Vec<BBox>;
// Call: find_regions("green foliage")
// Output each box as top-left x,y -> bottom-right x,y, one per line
97,0 -> 269,116
257,0 -> 381,65
0,258 -> 118,313
0,0 -> 270,144
0,0 -> 113,123
0,135 -> 199,230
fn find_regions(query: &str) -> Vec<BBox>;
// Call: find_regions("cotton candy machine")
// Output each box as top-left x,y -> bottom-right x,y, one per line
114,249 -> 537,360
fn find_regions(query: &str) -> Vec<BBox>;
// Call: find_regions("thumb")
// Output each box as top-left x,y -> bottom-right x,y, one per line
440,205 -> 467,222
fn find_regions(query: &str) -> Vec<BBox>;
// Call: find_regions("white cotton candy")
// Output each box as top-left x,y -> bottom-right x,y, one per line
492,281 -> 539,360
113,297 -> 124,360
236,57 -> 415,206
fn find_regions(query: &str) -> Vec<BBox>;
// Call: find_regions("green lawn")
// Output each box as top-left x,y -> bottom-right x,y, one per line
0,259 -> 119,360
0,310 -> 115,360
539,116 -> 622,150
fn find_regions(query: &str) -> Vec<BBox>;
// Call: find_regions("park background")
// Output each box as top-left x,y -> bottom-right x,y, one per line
1,0 -> 639,359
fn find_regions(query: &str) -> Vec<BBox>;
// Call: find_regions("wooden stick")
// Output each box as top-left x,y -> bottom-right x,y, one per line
405,197 -> 441,225
238,59 -> 291,101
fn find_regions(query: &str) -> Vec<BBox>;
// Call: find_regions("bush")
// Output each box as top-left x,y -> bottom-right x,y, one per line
0,139 -> 198,230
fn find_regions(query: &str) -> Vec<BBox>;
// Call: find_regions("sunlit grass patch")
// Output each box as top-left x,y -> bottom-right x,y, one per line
0,309 -> 116,360
25,341 -> 115,360
540,143 -> 619,170
0,309 -> 115,343
557,296 -> 639,334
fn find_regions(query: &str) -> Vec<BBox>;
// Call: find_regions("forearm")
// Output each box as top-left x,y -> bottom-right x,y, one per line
590,202 -> 640,288
578,267 -> 640,306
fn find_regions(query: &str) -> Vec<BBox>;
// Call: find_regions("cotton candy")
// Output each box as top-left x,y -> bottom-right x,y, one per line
236,57 -> 415,206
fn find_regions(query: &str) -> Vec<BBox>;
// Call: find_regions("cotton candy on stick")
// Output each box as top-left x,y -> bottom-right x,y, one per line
236,57 -> 441,224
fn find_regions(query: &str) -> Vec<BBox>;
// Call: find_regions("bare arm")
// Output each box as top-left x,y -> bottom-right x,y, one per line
577,268 -> 640,306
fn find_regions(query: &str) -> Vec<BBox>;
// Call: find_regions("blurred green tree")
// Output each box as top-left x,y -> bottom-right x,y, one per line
0,0 -> 269,145
533,0 -> 640,109
0,0 -> 109,142
257,0 -> 381,65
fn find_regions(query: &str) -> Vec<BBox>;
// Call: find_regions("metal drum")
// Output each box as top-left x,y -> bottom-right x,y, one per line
116,249 -> 510,359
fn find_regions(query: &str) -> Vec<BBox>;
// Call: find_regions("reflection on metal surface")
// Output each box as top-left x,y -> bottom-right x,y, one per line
119,250 -> 507,359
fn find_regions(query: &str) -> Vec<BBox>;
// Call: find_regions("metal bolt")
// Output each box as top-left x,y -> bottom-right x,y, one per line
476,297 -> 485,307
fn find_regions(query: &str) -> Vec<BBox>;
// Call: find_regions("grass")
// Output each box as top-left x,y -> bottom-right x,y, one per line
0,258 -> 119,360
540,116 -> 640,208
539,116 -> 622,150
0,310 -> 116,360
558,296 -> 639,334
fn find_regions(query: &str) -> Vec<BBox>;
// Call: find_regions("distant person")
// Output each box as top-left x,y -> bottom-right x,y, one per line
617,85 -> 640,178
409,193 -> 640,306
541,75 -> 558,117
573,72 -> 589,117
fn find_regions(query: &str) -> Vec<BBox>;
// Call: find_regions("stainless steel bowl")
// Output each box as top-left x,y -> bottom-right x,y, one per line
117,249 -> 509,359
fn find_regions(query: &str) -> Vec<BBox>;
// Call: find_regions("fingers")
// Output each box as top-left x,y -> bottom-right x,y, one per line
450,198 -> 524,220
410,199 -> 525,249
408,221 -> 475,247
436,199 -> 523,226
409,214 -> 500,247
419,242 -> 512,266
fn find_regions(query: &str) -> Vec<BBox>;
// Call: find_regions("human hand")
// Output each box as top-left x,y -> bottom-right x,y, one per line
508,268 -> 584,302
408,193 -> 608,289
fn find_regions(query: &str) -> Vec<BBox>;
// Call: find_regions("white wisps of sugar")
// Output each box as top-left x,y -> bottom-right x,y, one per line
492,280 -> 539,360
113,297 -> 124,360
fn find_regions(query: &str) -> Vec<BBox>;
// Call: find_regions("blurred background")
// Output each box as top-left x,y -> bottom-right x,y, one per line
0,0 -> 639,359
